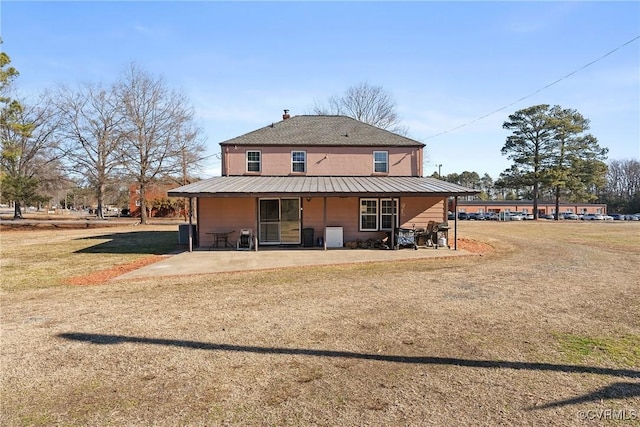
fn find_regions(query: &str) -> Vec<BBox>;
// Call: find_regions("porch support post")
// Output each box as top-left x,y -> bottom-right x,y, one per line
323,196 -> 327,251
188,197 -> 194,253
255,197 -> 259,251
454,196 -> 458,251
391,197 -> 396,250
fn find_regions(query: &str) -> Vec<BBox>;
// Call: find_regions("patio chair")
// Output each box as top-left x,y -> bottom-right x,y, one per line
237,228 -> 254,251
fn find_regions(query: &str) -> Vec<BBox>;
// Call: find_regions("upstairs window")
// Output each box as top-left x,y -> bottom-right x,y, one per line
373,151 -> 388,173
291,151 -> 306,173
247,151 -> 261,172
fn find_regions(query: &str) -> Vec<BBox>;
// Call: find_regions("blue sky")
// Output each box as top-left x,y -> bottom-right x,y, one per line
2,1 -> 639,179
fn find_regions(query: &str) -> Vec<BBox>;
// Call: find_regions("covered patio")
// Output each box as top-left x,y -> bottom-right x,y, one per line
168,175 -> 479,252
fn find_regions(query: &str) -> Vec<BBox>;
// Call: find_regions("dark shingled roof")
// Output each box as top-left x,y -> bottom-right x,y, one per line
168,176 -> 479,198
219,115 -> 425,147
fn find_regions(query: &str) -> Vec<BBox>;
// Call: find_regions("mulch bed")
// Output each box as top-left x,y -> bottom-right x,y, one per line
456,238 -> 494,255
64,256 -> 166,286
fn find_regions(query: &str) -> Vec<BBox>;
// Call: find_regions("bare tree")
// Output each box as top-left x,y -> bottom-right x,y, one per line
172,122 -> 206,221
115,64 -> 203,224
56,82 -> 124,219
313,82 -> 407,134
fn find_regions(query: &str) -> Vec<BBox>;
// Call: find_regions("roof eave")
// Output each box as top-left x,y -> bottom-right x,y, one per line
168,190 -> 480,198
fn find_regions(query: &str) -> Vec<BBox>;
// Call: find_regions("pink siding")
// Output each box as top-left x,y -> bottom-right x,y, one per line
198,198 -> 256,247
400,197 -> 446,228
223,146 -> 423,176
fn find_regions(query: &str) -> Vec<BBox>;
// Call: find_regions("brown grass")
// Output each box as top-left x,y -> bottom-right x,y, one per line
1,221 -> 639,426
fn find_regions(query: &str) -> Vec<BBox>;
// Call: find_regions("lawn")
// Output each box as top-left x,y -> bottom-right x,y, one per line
1,221 -> 639,426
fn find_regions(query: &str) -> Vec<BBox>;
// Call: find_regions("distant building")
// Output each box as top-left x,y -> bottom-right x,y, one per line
128,182 -> 183,218
451,200 -> 607,216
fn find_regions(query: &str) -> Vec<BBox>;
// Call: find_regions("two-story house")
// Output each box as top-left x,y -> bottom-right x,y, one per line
168,113 -> 478,249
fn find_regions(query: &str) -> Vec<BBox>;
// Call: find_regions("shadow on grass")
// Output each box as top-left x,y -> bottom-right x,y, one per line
74,231 -> 179,255
59,332 -> 640,409
529,382 -> 640,409
58,332 -> 640,380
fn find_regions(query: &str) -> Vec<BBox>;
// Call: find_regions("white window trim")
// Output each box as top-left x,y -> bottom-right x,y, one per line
373,151 -> 389,173
291,151 -> 306,173
380,199 -> 399,230
359,198 -> 379,231
246,150 -> 261,173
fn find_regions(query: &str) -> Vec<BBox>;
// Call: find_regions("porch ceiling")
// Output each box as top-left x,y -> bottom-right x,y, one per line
168,176 -> 480,198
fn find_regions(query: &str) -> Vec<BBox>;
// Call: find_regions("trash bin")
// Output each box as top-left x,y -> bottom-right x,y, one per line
302,228 -> 314,247
178,224 -> 197,245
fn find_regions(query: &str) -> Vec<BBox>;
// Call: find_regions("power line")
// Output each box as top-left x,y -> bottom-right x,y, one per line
424,35 -> 640,140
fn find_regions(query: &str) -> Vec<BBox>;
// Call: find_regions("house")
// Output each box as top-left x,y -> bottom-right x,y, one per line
452,200 -> 608,217
168,113 -> 479,250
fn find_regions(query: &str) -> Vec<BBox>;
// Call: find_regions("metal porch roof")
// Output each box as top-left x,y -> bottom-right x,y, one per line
168,176 -> 479,198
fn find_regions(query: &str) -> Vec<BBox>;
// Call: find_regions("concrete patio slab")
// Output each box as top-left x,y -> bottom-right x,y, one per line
116,246 -> 472,280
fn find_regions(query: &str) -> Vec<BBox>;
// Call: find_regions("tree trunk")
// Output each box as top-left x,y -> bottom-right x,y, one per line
13,201 -> 23,220
532,182 -> 539,220
139,184 -> 148,225
183,197 -> 188,222
554,186 -> 561,221
96,183 -> 105,220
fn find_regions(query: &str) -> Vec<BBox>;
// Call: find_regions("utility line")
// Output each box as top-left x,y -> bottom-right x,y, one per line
424,35 -> 640,140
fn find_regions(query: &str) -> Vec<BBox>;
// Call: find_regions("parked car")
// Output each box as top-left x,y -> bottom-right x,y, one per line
608,213 -> 625,220
468,213 -> 485,220
507,212 -> 524,221
602,214 -> 614,220
583,213 -> 604,220
484,212 -> 499,221
541,213 -> 555,220
628,214 -> 640,221
523,213 -> 534,220
448,211 -> 455,220
458,212 -> 470,220
562,213 -> 579,220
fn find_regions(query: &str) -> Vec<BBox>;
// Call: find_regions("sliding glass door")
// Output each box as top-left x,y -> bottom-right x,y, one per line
259,198 -> 300,244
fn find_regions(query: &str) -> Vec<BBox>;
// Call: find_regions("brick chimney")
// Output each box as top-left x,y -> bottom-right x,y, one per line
282,109 -> 290,120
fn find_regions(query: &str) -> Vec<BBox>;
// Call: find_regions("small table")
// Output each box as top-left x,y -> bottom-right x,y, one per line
207,231 -> 234,249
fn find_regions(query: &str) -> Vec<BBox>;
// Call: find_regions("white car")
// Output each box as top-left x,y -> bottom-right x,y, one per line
507,212 -> 524,221
583,214 -> 604,220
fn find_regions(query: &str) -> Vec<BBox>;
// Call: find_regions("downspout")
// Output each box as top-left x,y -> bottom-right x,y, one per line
323,196 -> 327,251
